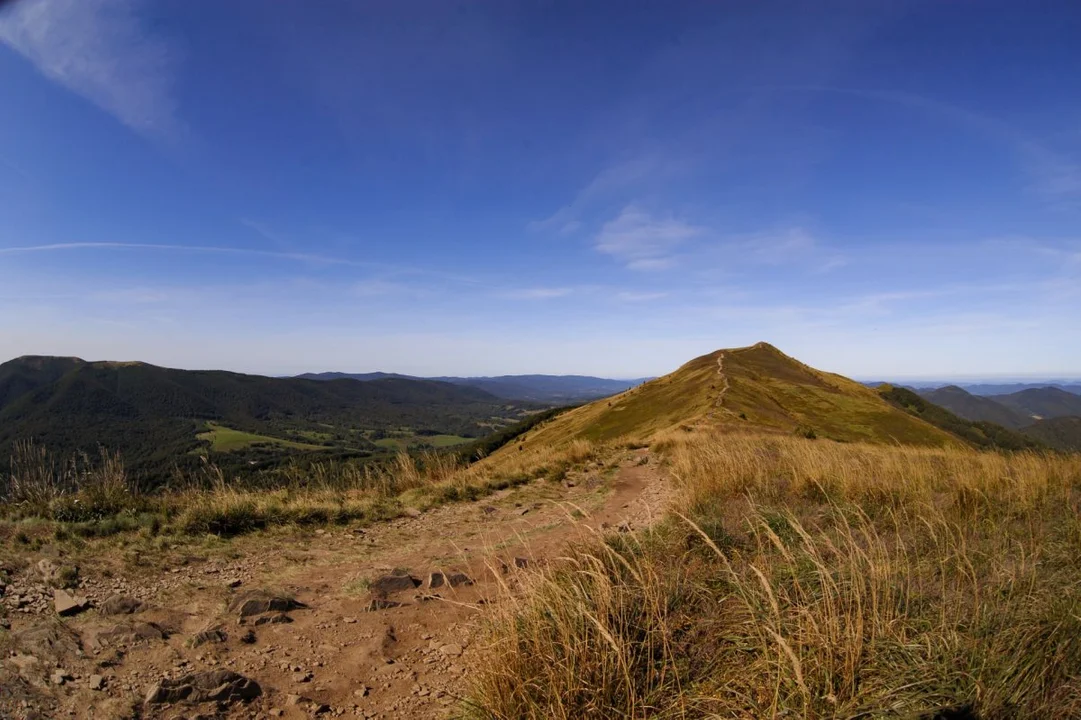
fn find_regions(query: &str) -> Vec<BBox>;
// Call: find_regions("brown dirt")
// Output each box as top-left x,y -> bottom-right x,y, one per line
0,449 -> 669,719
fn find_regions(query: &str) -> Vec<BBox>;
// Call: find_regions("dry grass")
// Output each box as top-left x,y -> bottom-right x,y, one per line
466,432 -> 1081,719
0,438 -> 607,538
2,441 -> 139,522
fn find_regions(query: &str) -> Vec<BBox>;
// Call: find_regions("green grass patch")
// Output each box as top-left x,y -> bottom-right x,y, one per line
197,423 -> 327,452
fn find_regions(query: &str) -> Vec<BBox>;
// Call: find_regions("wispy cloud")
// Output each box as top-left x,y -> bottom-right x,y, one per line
350,279 -> 410,297
616,291 -> 667,302
741,227 -> 815,263
529,155 -> 681,234
0,0 -> 182,141
91,287 -> 170,304
504,287 -> 575,300
736,227 -> 847,272
595,205 -> 702,271
240,218 -> 289,247
0,241 -> 381,268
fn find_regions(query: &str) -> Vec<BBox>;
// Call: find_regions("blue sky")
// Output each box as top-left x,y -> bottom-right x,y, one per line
1,0 -> 1079,379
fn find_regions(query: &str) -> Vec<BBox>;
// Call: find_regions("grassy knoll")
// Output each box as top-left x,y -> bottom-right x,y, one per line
196,422 -> 328,452
467,431 -> 1081,719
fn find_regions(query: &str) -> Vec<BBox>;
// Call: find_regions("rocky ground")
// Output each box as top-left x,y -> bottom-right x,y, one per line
0,450 -> 668,719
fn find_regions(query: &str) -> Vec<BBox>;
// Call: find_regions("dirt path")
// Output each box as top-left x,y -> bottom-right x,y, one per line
2,449 -> 670,719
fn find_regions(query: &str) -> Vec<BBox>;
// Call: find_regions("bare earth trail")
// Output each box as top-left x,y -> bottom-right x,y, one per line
2,450 -> 670,720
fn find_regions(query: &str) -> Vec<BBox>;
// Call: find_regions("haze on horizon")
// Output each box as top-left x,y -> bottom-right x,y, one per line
1,1 -> 1079,380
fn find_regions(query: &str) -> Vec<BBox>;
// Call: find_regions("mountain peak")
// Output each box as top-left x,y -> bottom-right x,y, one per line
507,344 -> 960,451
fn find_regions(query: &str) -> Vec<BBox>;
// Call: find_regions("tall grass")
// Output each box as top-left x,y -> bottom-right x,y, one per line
3,440 -> 141,521
0,438 -> 605,537
467,432 -> 1081,719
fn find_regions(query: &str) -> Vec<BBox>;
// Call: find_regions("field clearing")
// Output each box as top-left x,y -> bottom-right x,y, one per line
196,422 -> 327,452
374,434 -> 472,449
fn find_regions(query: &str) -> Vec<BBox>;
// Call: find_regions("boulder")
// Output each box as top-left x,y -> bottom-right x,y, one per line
53,589 -> 89,616
14,622 -> 82,659
88,674 -> 105,691
228,590 -> 304,618
144,670 -> 261,705
428,571 -> 472,589
369,572 -> 421,597
99,595 -> 143,616
447,571 -> 473,587
188,628 -> 227,648
253,613 -> 293,626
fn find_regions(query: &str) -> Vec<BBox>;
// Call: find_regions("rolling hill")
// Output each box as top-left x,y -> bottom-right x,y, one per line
989,387 -> 1081,420
878,385 -> 1045,451
939,382 -> 1081,396
0,356 -> 535,478
507,342 -> 963,452
918,385 -> 1031,428
297,371 -> 646,403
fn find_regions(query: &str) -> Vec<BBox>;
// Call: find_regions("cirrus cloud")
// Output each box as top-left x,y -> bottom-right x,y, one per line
0,0 -> 182,141
595,205 -> 703,271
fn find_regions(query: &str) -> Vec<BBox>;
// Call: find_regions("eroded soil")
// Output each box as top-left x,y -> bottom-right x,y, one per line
1,450 -> 669,719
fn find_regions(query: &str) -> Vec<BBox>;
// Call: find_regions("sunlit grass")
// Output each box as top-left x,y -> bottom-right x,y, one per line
466,432 -> 1081,719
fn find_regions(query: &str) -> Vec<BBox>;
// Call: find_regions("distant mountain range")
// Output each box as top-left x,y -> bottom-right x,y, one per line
915,385 -> 1081,451
919,386 -> 1035,429
0,356 -> 537,479
295,372 -> 649,403
896,381 -> 1081,396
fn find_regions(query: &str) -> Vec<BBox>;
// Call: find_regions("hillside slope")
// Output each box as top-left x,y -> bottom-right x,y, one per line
1021,416 -> 1081,452
990,387 -> 1081,420
919,385 -> 1031,428
0,356 -> 530,475
879,385 -> 1046,451
508,343 -> 961,453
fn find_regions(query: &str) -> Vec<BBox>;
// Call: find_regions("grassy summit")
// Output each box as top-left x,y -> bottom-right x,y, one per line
508,342 -> 958,451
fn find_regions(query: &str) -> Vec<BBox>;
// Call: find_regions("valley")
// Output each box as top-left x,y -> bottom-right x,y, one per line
0,356 -> 545,485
